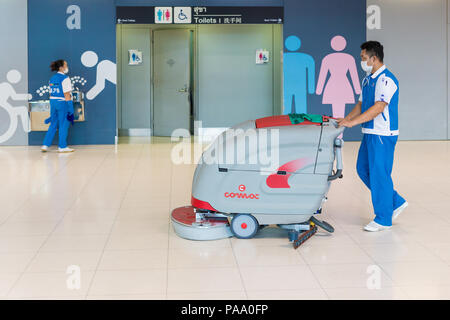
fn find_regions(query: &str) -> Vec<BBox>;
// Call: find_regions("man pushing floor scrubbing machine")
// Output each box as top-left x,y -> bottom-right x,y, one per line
171,113 -> 345,249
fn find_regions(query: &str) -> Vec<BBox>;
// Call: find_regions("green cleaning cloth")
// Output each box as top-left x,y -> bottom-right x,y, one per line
288,113 -> 323,124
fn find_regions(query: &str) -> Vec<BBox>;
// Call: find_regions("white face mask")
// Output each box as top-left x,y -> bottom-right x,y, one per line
63,67 -> 69,74
361,60 -> 373,73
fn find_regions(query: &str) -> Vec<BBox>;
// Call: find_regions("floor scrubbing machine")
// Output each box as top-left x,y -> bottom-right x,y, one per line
171,114 -> 344,248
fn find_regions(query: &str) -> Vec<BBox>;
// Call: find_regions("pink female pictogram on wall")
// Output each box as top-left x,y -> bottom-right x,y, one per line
316,35 -> 361,120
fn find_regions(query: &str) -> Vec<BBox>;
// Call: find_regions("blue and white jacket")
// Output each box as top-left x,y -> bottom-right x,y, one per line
359,65 -> 399,136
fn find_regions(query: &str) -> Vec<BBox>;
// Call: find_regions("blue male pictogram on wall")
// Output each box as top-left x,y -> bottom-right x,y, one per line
283,35 -> 315,114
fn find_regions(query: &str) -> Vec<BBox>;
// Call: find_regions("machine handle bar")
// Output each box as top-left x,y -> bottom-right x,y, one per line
328,138 -> 343,181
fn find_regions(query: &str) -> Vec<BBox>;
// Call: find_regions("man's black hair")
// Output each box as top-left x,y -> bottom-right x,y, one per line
360,41 -> 384,62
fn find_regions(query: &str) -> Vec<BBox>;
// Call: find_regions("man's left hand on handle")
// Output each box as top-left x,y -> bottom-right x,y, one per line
339,119 -> 356,128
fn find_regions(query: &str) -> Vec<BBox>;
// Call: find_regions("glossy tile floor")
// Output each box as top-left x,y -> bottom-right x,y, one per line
0,138 -> 450,300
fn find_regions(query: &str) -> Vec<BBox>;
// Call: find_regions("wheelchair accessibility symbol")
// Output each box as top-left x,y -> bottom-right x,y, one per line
174,7 -> 192,24
0,70 -> 31,144
178,10 -> 187,20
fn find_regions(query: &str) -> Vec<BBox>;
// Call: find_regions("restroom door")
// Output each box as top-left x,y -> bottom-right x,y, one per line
153,29 -> 191,136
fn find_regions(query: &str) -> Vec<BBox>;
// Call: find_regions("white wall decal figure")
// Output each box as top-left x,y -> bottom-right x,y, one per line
36,76 -> 87,97
81,51 -> 116,100
0,70 -> 31,143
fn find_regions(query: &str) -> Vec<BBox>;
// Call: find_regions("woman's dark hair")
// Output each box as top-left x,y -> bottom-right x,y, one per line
50,59 -> 65,72
360,41 -> 384,62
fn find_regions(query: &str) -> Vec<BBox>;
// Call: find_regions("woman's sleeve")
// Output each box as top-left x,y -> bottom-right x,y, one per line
61,77 -> 72,93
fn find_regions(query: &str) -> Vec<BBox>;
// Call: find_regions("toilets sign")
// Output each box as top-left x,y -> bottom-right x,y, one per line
117,6 -> 283,24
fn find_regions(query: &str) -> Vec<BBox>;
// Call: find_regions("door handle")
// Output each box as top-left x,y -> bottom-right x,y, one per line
177,85 -> 189,93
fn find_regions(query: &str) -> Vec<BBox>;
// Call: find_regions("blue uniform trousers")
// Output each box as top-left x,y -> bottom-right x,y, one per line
43,100 -> 70,148
356,134 -> 406,226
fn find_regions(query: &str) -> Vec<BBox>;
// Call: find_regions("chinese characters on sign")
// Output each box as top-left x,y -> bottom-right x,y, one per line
192,7 -> 243,24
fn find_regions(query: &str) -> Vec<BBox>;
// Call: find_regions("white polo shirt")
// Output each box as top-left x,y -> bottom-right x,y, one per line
358,65 -> 400,136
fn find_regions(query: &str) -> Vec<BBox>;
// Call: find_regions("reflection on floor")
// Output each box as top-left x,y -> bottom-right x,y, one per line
0,137 -> 450,300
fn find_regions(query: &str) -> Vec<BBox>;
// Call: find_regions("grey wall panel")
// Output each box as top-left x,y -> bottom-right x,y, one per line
197,24 -> 276,127
367,0 -> 448,140
118,25 -> 151,130
0,0 -> 28,145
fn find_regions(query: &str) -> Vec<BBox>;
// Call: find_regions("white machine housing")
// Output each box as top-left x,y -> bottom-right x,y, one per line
191,115 -> 344,225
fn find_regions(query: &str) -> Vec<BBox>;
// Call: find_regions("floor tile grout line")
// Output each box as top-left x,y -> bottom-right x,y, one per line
410,202 -> 450,226
305,260 -> 407,296
84,143 -> 145,299
10,281 -> 450,300
165,148 -> 174,300
165,139 -> 210,299
346,233 -> 411,289
348,207 -> 450,273
229,239 -> 249,300
302,214 -> 391,298
165,140 -> 219,299
298,253 -> 332,300
4,150 -> 113,297
0,149 -> 82,227
4,149 -> 113,299
3,140 -> 450,299
368,236 -> 450,267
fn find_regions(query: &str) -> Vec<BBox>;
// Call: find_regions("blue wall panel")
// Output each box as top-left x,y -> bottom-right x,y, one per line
283,0 -> 366,141
28,0 -> 116,145
27,0 -> 364,145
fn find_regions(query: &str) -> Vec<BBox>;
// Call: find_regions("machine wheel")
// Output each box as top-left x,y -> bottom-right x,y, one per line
310,216 -> 334,233
230,214 -> 259,239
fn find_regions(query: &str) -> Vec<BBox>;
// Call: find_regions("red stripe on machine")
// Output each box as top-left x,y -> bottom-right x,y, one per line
191,196 -> 217,211
266,158 -> 312,188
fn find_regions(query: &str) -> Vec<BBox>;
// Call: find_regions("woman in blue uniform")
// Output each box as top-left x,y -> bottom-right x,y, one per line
41,59 -> 74,153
